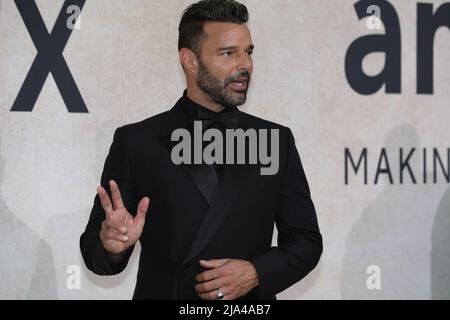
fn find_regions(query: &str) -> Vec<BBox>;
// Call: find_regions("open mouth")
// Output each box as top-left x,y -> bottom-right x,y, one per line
227,80 -> 249,92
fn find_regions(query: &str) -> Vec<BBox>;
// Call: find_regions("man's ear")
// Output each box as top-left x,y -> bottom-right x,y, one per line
179,48 -> 198,73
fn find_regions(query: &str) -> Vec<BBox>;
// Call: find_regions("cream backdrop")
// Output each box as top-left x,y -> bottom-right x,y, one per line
0,0 -> 449,299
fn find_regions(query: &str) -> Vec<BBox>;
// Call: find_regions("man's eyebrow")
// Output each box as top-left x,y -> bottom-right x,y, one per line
217,45 -> 255,52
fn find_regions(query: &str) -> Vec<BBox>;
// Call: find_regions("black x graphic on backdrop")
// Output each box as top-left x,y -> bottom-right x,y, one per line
11,0 -> 88,113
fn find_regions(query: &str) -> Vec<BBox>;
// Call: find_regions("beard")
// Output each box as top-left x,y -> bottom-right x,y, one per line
196,58 -> 251,109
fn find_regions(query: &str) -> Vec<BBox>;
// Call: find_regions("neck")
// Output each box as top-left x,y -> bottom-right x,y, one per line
186,87 -> 225,113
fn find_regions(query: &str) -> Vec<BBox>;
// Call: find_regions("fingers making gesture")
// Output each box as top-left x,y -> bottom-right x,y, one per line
98,180 -> 150,255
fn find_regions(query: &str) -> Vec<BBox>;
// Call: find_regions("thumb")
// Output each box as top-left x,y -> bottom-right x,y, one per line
135,197 -> 150,224
199,259 -> 230,269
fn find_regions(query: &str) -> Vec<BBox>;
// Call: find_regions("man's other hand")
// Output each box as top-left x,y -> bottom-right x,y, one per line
195,259 -> 259,300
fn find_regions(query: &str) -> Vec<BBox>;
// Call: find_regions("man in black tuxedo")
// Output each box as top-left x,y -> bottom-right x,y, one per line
80,0 -> 322,300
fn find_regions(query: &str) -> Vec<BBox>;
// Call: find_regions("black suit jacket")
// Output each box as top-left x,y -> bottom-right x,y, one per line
80,96 -> 322,300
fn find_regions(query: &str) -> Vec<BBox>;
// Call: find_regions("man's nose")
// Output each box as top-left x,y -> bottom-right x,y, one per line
236,52 -> 253,73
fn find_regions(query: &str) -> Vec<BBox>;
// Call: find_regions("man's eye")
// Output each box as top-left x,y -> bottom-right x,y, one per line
247,51 -> 254,56
222,52 -> 232,56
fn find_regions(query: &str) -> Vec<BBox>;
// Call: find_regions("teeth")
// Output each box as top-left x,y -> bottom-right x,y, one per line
229,81 -> 247,89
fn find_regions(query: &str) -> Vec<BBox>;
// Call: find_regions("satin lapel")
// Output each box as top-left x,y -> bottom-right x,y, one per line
182,163 -> 254,265
158,134 -> 219,204
182,113 -> 256,265
157,99 -> 219,205
157,99 -> 256,265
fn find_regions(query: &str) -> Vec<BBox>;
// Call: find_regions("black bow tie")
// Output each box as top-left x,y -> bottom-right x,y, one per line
197,108 -> 240,129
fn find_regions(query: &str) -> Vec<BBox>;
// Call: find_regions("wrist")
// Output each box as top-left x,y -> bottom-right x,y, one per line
105,248 -> 127,262
247,261 -> 260,288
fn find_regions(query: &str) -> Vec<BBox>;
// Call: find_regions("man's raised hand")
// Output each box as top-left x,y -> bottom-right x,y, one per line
98,180 -> 150,255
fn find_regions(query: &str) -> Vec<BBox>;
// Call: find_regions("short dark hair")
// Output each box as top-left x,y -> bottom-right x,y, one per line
178,0 -> 249,55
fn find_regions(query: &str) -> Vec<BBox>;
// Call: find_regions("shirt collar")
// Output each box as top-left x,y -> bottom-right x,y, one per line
181,90 -> 238,121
